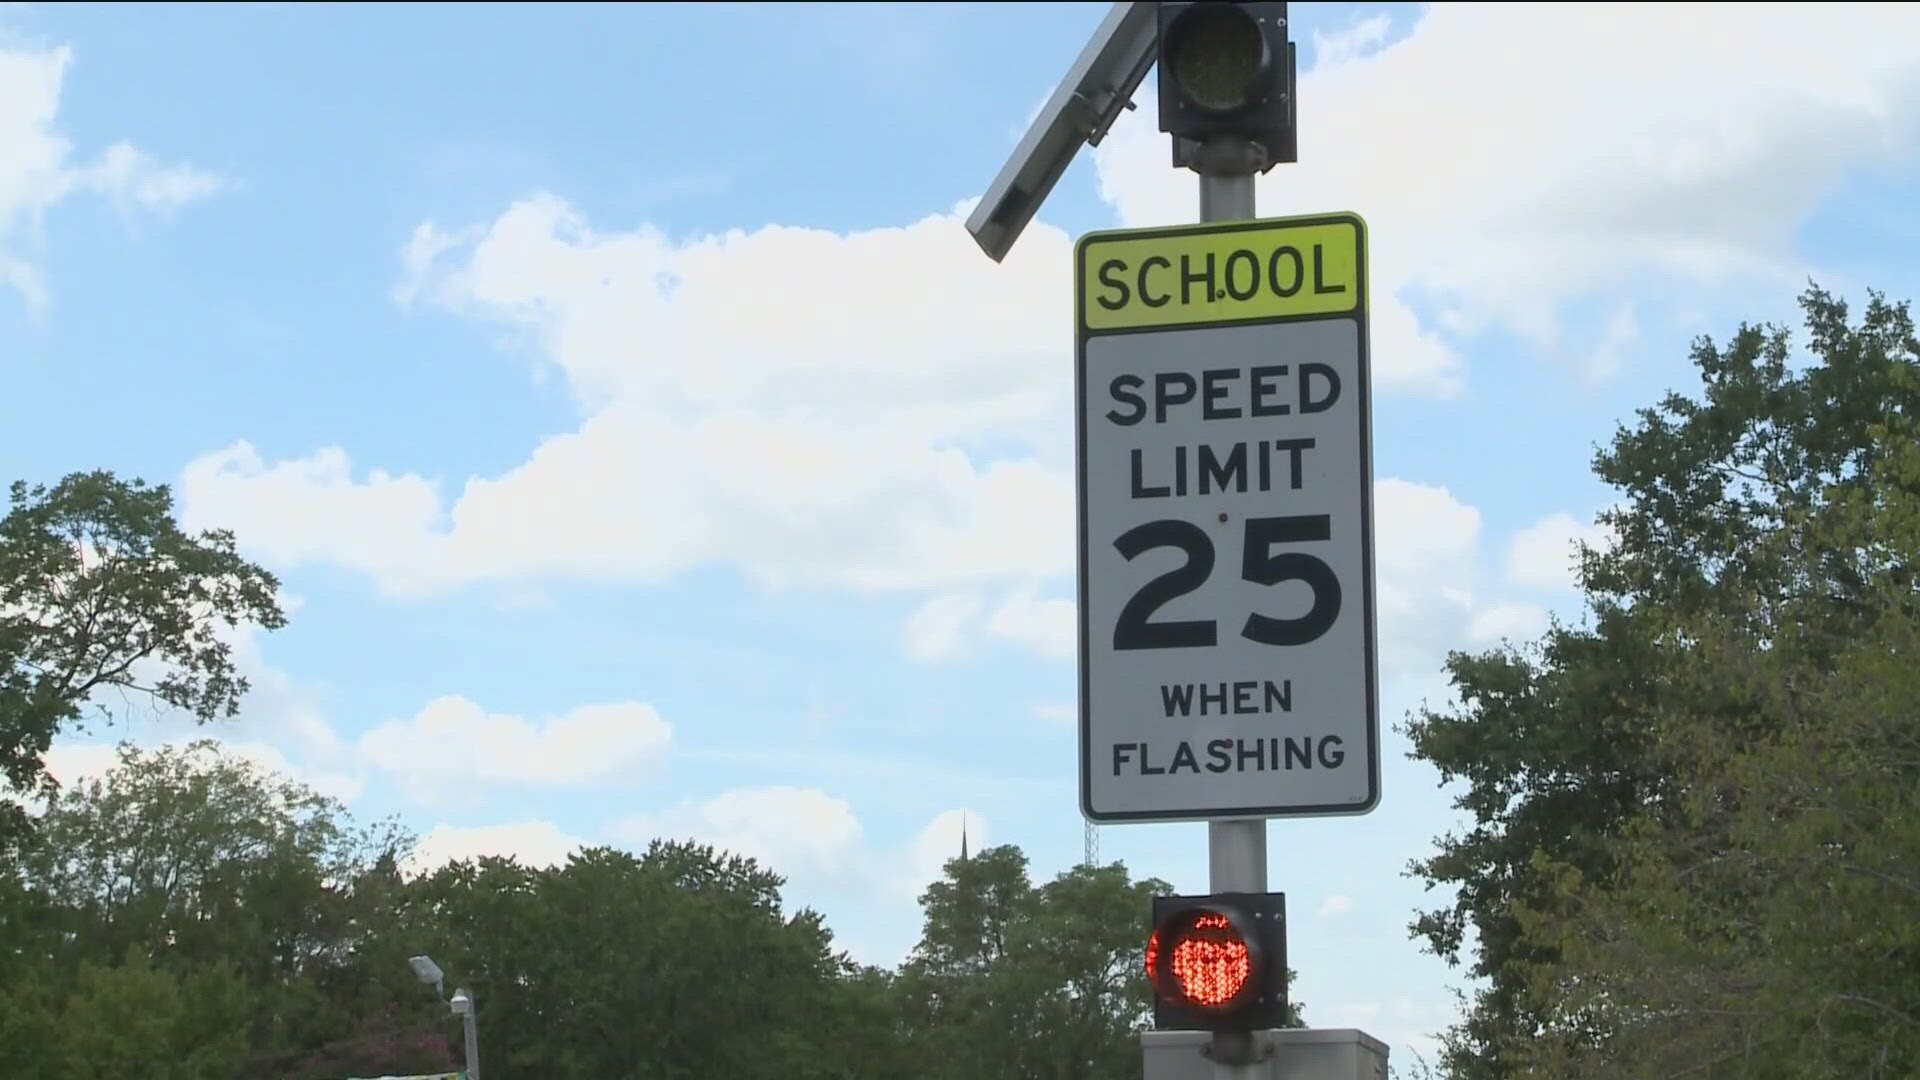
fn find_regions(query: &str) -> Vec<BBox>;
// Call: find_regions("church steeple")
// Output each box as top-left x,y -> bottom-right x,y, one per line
960,814 -> 969,862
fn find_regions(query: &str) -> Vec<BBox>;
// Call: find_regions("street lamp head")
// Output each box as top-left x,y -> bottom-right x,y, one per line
450,988 -> 472,1016
409,954 -> 444,991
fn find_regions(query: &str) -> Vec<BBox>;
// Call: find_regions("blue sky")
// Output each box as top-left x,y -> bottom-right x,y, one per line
10,1 -> 1920,1065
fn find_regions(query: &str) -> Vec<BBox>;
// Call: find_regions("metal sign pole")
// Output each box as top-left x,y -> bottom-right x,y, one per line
965,5 -> 1388,1075
1208,818 -> 1267,1076
1200,167 -> 1267,1080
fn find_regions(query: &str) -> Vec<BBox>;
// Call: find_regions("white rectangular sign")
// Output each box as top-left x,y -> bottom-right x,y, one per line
1076,214 -> 1378,822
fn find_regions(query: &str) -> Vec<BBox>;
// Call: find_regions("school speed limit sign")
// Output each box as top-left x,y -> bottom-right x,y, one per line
1075,213 -> 1379,823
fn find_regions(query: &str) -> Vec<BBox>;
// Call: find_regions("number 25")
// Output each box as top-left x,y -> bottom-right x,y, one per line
1111,515 -> 1341,650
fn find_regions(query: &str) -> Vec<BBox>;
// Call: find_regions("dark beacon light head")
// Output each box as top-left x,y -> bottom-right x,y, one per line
1163,2 -> 1273,114
1155,2 -> 1297,173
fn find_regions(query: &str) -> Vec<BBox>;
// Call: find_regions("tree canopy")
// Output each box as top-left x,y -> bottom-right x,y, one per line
0,471 -> 284,846
895,844 -> 1177,1079
0,738 -> 1192,1078
0,469 -> 1204,1077
1406,285 -> 1920,1077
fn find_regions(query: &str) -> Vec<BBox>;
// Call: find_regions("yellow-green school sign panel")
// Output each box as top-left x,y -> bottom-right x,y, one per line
1078,215 -> 1363,332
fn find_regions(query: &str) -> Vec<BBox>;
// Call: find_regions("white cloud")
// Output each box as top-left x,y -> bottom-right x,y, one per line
393,220 -> 477,310
358,695 -> 671,804
404,194 -> 1070,420
79,141 -> 229,217
609,790 -> 991,912
216,740 -> 364,803
984,587 -> 1075,661
0,43 -> 226,315
1364,479 -> 1576,671
589,793 -> 1007,972
1467,600 -> 1550,645
39,748 -> 577,875
614,785 -> 866,885
179,196 -> 1078,614
1375,479 -> 1480,581
1093,4 -> 1920,390
1316,893 -> 1355,919
1580,306 -> 1641,385
39,742 -> 123,791
1312,13 -> 1395,68
178,443 -> 446,586
1372,479 -> 1481,672
40,736 -> 362,808
47,641 -> 674,818
902,585 -> 1074,664
404,820 -> 588,876
905,594 -> 986,663
185,411 -> 1075,601
1507,510 -> 1612,591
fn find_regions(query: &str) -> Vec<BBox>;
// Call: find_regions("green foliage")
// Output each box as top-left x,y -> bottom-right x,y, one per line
4,740 -> 438,1078
0,961 -> 60,1080
0,729 -> 1233,1079
896,845 -> 1179,1080
19,741 -> 402,955
0,471 -> 284,842
1405,285 -> 1920,1076
1404,607 -> 1673,1077
396,840 -> 876,1079
0,950 -> 250,1080
53,951 -> 252,1080
1514,429 -> 1920,1078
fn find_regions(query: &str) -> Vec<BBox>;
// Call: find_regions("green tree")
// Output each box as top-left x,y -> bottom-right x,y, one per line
0,949 -> 250,1080
895,845 -> 1184,1080
817,962 -> 918,1079
1405,286 -> 1920,1076
50,951 -> 252,1080
8,740 -> 430,1076
896,845 -> 1042,1078
0,961 -> 59,1080
396,840 -> 878,1079
1514,405 -> 1920,1077
0,471 -> 283,846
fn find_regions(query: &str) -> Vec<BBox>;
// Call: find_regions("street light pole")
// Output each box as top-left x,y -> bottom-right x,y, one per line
411,954 -> 480,1080
452,987 -> 481,1080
